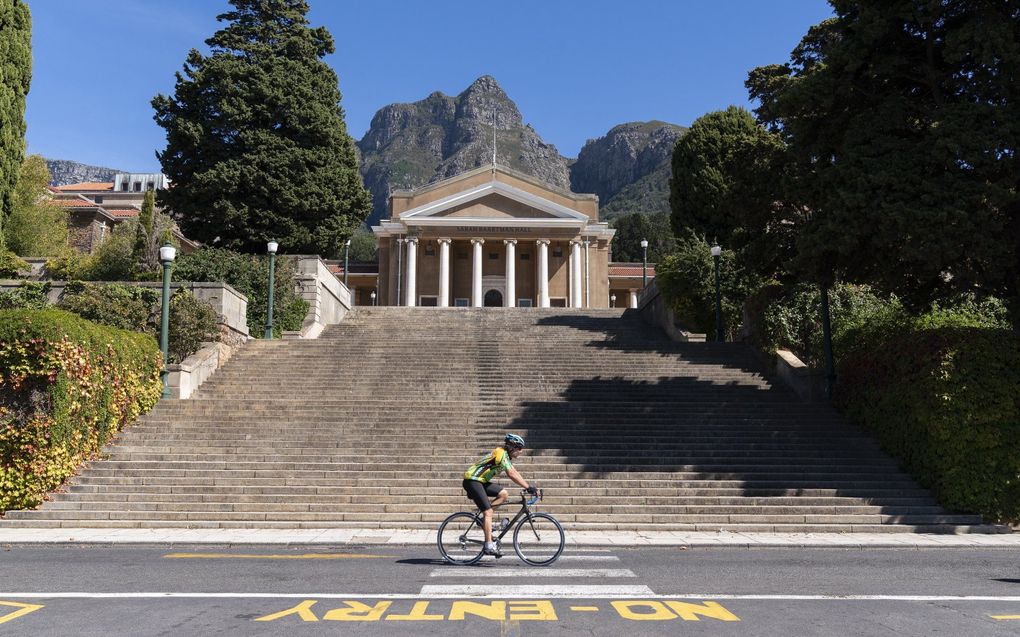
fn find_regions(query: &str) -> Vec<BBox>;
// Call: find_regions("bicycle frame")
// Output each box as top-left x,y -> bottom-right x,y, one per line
463,490 -> 544,546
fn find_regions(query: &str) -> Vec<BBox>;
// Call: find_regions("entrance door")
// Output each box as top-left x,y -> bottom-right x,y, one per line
484,290 -> 503,307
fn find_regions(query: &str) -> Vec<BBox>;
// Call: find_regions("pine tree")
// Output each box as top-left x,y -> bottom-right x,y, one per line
0,0 -> 32,250
152,0 -> 371,257
134,189 -> 155,264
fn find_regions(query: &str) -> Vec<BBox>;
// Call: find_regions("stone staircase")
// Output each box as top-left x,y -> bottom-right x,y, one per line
0,308 -> 999,532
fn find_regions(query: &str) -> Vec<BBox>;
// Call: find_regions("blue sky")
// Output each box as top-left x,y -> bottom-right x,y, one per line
26,0 -> 834,172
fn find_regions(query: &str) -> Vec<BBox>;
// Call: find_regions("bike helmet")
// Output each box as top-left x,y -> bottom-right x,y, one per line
504,433 -> 526,449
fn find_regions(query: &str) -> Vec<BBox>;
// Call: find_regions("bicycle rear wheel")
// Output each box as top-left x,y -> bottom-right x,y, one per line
513,512 -> 565,566
437,512 -> 485,565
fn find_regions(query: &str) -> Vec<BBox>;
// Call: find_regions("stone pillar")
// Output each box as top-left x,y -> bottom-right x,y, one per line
504,239 -> 517,307
471,238 -> 485,308
629,289 -> 638,309
569,240 -> 582,308
536,239 -> 550,308
438,238 -> 451,307
404,237 -> 418,307
583,239 -> 591,308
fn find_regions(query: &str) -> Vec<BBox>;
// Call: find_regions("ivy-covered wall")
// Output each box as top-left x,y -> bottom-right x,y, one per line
0,309 -> 162,512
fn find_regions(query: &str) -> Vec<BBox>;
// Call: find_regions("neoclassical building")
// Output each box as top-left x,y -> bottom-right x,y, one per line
372,165 -> 617,308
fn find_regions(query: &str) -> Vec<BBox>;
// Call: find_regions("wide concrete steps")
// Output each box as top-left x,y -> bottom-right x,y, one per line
1,307 -> 999,533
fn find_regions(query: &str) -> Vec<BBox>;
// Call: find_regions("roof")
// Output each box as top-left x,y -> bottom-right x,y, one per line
51,196 -> 99,208
53,182 -> 114,192
609,264 -> 656,277
106,208 -> 140,218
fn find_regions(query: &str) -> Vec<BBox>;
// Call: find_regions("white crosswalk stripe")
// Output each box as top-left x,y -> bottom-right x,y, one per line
419,585 -> 657,597
431,568 -> 635,578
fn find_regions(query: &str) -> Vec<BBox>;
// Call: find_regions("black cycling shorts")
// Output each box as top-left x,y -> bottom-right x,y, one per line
463,479 -> 504,512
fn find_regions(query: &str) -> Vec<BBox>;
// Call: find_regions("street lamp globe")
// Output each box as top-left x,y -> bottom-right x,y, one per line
159,244 -> 176,264
610,294 -> 617,308
710,244 -> 722,257
267,240 -> 279,255
640,239 -> 648,249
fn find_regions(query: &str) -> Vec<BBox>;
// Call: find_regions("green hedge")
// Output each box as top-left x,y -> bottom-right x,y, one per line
173,248 -> 308,337
835,325 -> 1020,522
0,309 -> 162,512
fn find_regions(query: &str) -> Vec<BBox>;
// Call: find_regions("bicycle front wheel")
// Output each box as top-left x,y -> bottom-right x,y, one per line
513,512 -> 565,566
438,512 -> 485,565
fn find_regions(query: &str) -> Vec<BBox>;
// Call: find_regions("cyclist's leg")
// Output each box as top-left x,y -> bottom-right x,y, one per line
489,484 -> 509,508
464,480 -> 495,545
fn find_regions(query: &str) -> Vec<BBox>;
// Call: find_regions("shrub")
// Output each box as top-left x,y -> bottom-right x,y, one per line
0,250 -> 30,278
174,248 -> 308,337
44,252 -> 91,280
57,281 -> 159,333
167,288 -> 219,364
655,231 -> 763,339
748,283 -> 900,367
0,309 -> 162,512
0,282 -> 50,310
836,323 -> 1020,522
84,221 -> 138,281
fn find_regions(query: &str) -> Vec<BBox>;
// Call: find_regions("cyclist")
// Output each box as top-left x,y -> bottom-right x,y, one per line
463,433 -> 536,557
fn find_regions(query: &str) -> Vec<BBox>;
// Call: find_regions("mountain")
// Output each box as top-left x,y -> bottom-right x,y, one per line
570,121 -> 686,220
356,77 -> 686,226
45,159 -> 122,186
357,76 -> 570,226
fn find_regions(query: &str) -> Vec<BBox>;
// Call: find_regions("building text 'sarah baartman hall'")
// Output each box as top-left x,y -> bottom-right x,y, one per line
372,164 -> 617,308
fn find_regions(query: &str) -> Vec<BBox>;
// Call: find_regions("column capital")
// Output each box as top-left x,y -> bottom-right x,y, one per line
406,236 -> 419,245
470,237 -> 485,246
570,239 -> 584,246
437,237 -> 452,245
503,238 -> 518,246
535,239 -> 551,246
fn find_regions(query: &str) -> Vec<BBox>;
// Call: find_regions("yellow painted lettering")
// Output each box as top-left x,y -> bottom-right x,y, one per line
323,601 -> 392,621
611,600 -> 677,621
509,600 -> 558,620
0,601 -> 45,625
665,600 -> 740,622
384,601 -> 445,621
449,601 -> 506,620
253,599 -> 319,622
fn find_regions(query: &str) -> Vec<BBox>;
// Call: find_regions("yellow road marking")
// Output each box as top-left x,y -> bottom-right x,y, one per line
570,606 -> 600,611
163,553 -> 391,560
991,615 -> 1020,620
0,601 -> 44,625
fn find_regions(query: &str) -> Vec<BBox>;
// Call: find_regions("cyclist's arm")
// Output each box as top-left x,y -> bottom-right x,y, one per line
506,467 -> 529,490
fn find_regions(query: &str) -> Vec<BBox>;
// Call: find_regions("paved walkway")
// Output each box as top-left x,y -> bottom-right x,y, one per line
1,528 -> 1019,548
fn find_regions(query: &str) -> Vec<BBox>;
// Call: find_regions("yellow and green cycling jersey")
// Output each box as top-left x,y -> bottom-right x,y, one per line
464,447 -> 513,483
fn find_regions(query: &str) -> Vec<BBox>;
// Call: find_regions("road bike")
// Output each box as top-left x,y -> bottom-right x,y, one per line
437,488 -> 565,566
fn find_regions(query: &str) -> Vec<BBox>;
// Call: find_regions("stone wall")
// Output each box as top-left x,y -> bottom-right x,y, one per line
285,256 -> 352,339
636,279 -> 706,342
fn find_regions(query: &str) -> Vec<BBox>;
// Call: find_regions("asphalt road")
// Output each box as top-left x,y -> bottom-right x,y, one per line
1,545 -> 1019,635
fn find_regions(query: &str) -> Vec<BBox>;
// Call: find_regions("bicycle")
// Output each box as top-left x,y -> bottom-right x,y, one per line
437,488 -> 565,566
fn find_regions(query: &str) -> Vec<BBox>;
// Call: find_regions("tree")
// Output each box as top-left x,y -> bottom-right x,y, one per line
746,1 -> 1020,315
348,225 -> 378,262
152,0 -> 371,257
7,154 -> 68,257
669,107 -> 798,280
133,190 -> 155,264
0,0 -> 32,249
609,212 -> 675,263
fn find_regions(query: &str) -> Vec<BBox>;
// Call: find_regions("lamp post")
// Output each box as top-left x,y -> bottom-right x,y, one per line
640,238 -> 648,288
343,238 -> 351,286
265,240 -> 278,339
711,242 -> 723,342
610,294 -> 616,308
820,284 -> 836,399
370,290 -> 377,306
158,242 -> 176,398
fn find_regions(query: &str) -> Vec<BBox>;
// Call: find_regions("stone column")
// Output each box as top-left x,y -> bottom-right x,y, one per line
504,239 -> 517,307
404,237 -> 418,307
471,238 -> 485,307
438,238 -> 451,307
629,289 -> 638,309
536,240 -> 550,308
569,240 -> 582,308
583,239 -> 591,308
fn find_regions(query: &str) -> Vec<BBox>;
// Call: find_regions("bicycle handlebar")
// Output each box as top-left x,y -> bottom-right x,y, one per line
522,488 -> 543,506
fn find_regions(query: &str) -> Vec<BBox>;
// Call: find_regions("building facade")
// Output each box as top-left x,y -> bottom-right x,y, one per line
372,165 -> 617,308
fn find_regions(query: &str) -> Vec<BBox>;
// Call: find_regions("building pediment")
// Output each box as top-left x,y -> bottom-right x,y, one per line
399,180 -> 590,224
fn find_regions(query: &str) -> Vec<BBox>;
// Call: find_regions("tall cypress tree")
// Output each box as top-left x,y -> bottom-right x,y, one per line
0,0 -> 32,250
152,0 -> 371,257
